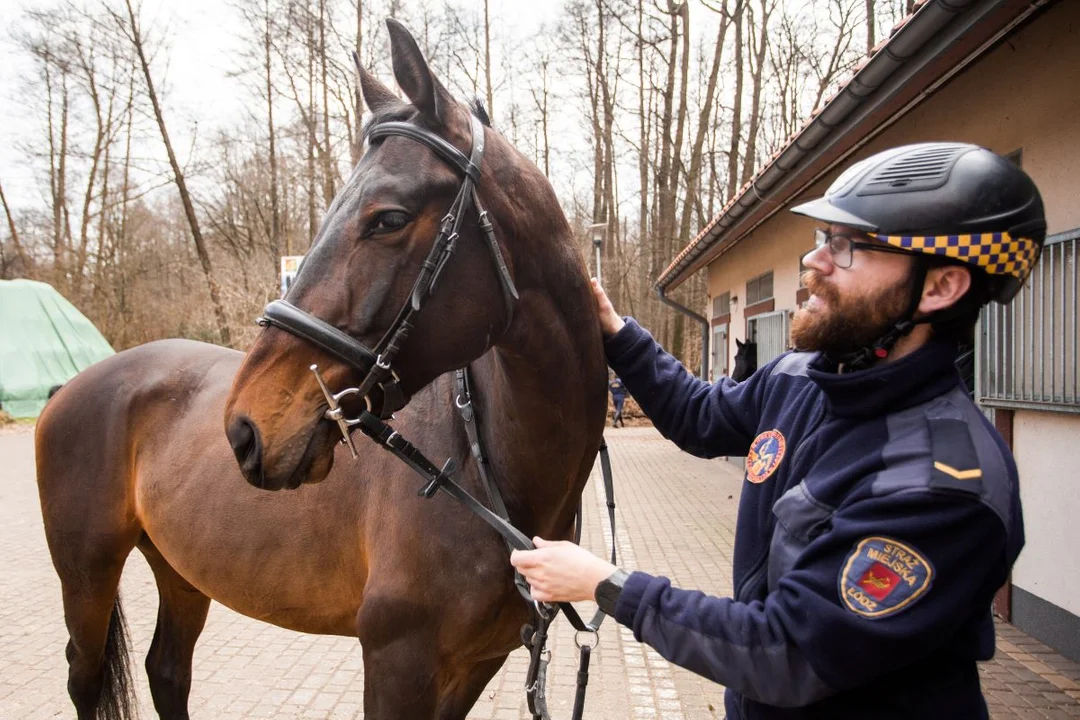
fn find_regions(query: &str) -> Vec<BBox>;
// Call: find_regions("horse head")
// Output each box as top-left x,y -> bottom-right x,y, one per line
732,338 -> 758,382
224,20 -> 550,491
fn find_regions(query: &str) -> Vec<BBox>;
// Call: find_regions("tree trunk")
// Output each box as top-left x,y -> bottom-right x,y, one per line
0,177 -> 27,267
74,50 -> 108,291
122,0 -> 231,346
678,0 -> 730,246
741,0 -> 772,186
636,0 -> 649,289
319,0 -> 335,205
352,0 -> 363,163
866,0 -> 875,55
483,0 -> 493,118
307,10 -> 318,245
654,0 -> 679,305
726,0 -> 745,201
265,0 -> 282,261
92,91 -> 115,305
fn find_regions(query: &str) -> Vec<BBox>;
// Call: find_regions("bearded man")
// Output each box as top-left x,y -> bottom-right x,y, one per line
511,143 -> 1045,719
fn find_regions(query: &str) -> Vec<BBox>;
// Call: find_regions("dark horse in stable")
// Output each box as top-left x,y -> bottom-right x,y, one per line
732,338 -> 758,382
36,20 -> 606,719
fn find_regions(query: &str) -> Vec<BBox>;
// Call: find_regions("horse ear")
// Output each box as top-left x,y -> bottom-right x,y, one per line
385,18 -> 452,125
736,338 -> 744,349
353,52 -> 397,114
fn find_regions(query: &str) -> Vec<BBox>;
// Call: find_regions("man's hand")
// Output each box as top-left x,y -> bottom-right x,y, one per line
510,537 -> 618,604
591,278 -> 625,338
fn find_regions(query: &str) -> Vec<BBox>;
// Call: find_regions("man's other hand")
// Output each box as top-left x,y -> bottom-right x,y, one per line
591,278 -> 625,338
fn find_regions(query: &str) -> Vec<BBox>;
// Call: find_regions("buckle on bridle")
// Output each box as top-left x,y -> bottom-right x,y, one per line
310,364 -> 370,459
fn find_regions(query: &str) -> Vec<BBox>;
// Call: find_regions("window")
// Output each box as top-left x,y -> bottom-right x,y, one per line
711,324 -> 728,381
978,229 -> 1080,413
748,310 -> 788,366
746,271 -> 774,305
712,292 -> 731,318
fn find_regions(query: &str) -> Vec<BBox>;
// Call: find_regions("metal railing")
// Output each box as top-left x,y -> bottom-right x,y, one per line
979,229 -> 1080,413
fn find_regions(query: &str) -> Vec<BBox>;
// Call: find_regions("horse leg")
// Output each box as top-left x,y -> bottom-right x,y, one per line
138,539 -> 211,720
357,597 -> 441,719
56,541 -> 138,720
435,654 -> 509,720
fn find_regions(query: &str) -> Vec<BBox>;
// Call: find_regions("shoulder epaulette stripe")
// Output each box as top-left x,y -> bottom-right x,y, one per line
933,462 -> 983,481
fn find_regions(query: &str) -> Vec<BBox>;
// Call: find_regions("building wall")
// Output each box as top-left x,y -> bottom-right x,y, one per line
702,0 -> 1080,652
706,209 -> 816,372
1011,411 -> 1080,616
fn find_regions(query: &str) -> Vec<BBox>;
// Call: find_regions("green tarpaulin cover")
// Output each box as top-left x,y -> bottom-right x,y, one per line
0,279 -> 114,418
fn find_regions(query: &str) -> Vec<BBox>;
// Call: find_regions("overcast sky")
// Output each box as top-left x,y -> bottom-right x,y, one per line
0,0 -> 569,211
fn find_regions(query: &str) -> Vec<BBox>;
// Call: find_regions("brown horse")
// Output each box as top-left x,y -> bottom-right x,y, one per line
35,19 -> 607,720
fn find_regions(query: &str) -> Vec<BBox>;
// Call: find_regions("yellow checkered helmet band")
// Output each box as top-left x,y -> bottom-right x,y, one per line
867,231 -> 1038,279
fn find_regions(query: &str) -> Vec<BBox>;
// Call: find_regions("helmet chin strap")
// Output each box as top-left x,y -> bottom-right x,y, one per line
832,259 -> 929,372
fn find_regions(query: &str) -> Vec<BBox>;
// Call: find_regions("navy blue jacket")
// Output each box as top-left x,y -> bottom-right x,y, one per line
605,319 -> 1023,720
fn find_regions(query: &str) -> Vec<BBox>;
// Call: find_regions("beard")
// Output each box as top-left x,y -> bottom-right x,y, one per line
790,268 -> 913,358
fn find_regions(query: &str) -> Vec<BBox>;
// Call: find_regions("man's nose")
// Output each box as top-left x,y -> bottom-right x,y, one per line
802,244 -> 834,274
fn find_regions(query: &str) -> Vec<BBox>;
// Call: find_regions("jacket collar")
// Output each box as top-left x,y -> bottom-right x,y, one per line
806,339 -> 962,418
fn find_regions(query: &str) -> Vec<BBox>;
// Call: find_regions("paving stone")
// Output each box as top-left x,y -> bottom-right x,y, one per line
3,426 -> 1080,718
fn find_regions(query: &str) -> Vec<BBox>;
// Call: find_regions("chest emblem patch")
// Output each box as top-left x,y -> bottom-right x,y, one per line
745,429 -> 786,484
839,537 -> 934,619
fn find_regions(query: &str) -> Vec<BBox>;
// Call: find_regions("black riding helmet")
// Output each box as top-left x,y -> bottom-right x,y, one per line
792,142 -> 1046,302
790,142 -> 1046,369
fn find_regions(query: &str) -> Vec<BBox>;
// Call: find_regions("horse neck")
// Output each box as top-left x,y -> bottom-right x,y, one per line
470,156 -> 608,538
474,299 -> 606,540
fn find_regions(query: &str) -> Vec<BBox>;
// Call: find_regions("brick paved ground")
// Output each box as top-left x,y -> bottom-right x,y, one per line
2,424 -> 1078,718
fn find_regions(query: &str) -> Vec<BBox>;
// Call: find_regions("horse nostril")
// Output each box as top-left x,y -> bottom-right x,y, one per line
226,415 -> 264,485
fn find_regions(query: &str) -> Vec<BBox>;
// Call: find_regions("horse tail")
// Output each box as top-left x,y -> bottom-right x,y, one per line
98,596 -> 137,720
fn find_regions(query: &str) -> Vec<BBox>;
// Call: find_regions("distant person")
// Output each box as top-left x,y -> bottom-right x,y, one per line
608,376 -> 627,427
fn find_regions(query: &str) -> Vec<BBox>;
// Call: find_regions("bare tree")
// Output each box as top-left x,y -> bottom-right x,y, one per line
115,0 -> 231,346
740,0 -> 774,185
866,0 -> 875,54
483,0 -> 494,117
0,177 -> 27,270
678,0 -> 731,247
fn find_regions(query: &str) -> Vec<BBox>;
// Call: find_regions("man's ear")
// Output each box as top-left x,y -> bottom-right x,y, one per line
919,264 -> 973,315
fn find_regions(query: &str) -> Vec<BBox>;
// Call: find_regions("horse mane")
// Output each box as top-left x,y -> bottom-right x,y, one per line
469,98 -> 491,127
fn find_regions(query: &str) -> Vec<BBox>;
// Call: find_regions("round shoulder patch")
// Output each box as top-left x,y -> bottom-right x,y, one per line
839,537 -> 934,619
745,429 -> 786,484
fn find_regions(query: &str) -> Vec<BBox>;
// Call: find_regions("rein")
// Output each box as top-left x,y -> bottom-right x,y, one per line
255,113 -> 617,720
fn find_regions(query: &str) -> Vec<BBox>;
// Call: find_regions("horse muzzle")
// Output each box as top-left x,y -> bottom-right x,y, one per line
226,411 -> 334,490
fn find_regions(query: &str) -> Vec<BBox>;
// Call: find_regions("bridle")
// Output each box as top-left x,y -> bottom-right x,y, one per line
253,111 -> 616,720
257,113 -> 519,434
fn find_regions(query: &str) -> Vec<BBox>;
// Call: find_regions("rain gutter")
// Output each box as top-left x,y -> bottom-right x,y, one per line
655,286 -> 710,380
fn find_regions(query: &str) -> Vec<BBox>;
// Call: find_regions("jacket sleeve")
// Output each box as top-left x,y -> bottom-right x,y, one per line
604,318 -> 765,458
612,489 -> 1007,707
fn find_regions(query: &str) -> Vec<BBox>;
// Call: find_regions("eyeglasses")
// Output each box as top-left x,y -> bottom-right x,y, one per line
813,229 -> 912,269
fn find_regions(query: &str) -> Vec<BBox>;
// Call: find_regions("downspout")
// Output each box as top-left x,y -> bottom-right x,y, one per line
655,286 -> 710,380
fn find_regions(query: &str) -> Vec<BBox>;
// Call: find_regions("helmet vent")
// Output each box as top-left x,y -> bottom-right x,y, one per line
858,144 -> 969,196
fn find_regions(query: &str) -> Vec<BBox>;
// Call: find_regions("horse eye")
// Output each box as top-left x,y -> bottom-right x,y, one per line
369,211 -> 410,235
